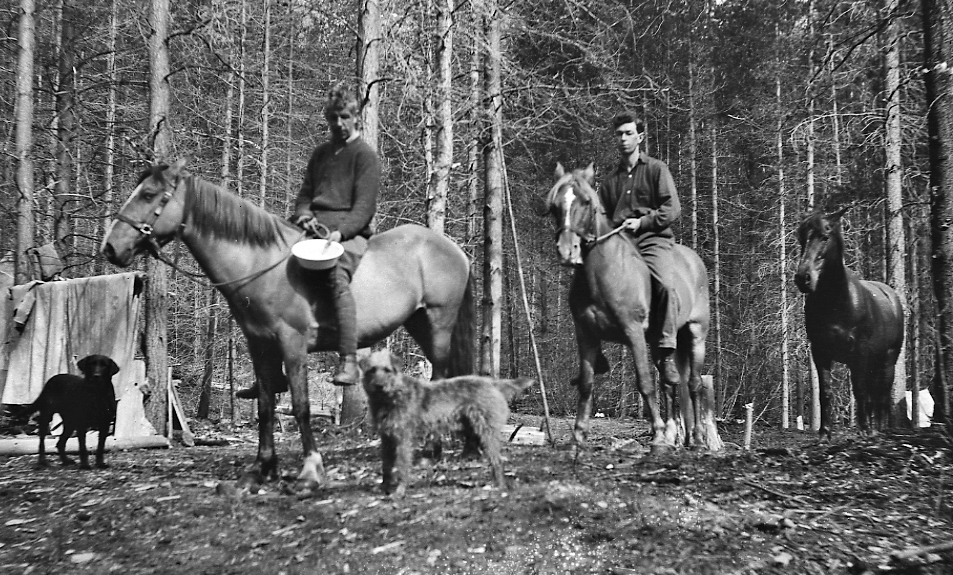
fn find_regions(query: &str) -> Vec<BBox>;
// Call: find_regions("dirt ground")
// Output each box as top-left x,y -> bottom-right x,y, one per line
1,414 -> 951,575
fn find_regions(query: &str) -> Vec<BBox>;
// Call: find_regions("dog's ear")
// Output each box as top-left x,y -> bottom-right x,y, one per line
108,357 -> 120,375
77,355 -> 89,373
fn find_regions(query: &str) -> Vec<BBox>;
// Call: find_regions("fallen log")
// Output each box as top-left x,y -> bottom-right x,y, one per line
0,434 -> 170,456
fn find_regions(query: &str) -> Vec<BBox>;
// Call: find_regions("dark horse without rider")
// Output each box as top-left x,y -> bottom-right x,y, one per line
795,208 -> 904,438
546,164 -> 713,452
102,161 -> 475,491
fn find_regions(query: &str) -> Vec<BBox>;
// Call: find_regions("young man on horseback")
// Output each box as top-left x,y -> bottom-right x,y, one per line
599,112 -> 681,383
237,85 -> 381,397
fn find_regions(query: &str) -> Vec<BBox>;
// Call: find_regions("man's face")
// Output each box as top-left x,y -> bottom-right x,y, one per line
326,107 -> 358,142
615,122 -> 643,156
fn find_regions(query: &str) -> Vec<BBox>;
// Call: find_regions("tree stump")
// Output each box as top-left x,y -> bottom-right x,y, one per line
699,375 -> 724,451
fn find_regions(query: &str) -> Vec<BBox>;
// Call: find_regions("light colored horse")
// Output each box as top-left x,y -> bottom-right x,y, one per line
102,160 -> 475,490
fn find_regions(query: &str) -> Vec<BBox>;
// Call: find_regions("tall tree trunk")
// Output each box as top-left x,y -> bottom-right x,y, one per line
15,0 -> 36,285
688,51 -> 699,251
465,1 -> 483,256
777,69 -> 790,429
807,0 -> 821,431
427,0 -> 453,234
258,0 -> 271,208
197,292 -> 217,419
923,0 -> 953,427
358,0 -> 381,151
285,1 -> 295,208
54,1 -> 77,264
146,0 -> 172,434
481,0 -> 503,377
341,0 -> 382,427
883,0 -> 908,425
102,0 -> 119,269
710,123 -> 723,413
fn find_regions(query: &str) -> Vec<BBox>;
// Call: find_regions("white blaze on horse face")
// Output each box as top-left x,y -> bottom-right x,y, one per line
562,187 -> 575,230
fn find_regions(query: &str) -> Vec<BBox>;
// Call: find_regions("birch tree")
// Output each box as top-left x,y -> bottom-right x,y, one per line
15,0 -> 36,285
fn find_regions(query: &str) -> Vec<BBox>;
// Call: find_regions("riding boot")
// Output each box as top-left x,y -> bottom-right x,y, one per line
330,267 -> 360,386
236,375 -> 288,399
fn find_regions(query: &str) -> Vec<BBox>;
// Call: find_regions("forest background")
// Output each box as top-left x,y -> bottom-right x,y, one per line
0,0 -> 944,435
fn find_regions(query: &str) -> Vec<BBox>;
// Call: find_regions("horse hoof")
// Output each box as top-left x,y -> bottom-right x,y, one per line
649,443 -> 673,456
237,472 -> 266,491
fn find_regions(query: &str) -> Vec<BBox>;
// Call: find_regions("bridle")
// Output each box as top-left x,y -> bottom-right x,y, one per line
114,173 -> 184,258
113,172 -> 305,289
552,180 -> 626,246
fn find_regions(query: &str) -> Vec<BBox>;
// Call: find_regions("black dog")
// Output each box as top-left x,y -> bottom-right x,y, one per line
26,355 -> 119,469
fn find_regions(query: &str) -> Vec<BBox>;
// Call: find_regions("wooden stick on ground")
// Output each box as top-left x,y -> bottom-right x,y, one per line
501,156 -> 555,446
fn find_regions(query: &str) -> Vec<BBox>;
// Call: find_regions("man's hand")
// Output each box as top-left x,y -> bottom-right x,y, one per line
327,230 -> 342,243
292,213 -> 315,227
623,217 -> 641,233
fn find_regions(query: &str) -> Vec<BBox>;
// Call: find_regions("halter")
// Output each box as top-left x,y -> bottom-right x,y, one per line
114,173 -> 183,257
552,179 -> 626,246
114,172 -> 306,289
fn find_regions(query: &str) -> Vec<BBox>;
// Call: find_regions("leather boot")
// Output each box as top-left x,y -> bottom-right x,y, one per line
235,376 -> 288,399
657,348 -> 680,384
332,354 -> 360,386
235,384 -> 260,399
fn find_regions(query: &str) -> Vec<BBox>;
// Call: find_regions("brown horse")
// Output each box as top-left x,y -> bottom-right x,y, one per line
794,208 -> 904,438
545,164 -> 711,451
101,160 -> 474,490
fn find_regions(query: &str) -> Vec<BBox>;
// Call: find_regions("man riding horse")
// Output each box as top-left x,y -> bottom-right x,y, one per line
599,112 -> 681,383
237,84 -> 380,398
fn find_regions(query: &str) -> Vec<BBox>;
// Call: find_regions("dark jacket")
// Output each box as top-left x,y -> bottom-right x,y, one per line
599,152 -> 680,239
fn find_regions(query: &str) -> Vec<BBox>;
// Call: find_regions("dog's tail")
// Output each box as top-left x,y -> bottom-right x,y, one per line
494,377 -> 536,402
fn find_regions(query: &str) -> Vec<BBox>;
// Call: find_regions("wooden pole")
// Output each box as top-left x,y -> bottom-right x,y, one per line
743,403 -> 754,450
500,154 -> 554,445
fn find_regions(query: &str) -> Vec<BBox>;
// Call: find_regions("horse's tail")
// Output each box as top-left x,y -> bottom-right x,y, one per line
448,273 -> 476,377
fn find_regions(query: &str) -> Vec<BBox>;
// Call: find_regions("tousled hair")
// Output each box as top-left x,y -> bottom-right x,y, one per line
611,112 -> 645,134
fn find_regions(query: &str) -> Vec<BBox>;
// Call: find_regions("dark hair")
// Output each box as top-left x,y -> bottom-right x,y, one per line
611,112 -> 644,134
325,84 -> 361,116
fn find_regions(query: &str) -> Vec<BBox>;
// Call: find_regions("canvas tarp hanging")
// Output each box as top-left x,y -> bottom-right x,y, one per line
0,272 -> 144,407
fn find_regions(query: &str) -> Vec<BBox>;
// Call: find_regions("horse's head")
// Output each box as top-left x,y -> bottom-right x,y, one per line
794,207 -> 847,293
101,159 -> 189,267
546,163 -> 602,266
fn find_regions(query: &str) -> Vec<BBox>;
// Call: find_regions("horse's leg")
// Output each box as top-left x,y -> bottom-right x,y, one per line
626,327 -> 667,451
237,339 -> 283,488
571,331 -> 601,449
282,331 -> 326,492
813,347 -> 835,441
683,322 -> 707,449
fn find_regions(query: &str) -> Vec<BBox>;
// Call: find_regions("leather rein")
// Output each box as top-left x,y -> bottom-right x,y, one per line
114,174 -> 305,289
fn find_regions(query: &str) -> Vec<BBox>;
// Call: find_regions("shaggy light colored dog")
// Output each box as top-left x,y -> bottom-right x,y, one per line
360,350 -> 535,497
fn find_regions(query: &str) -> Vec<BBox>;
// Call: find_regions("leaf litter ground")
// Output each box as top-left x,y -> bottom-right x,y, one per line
1,415 -> 951,574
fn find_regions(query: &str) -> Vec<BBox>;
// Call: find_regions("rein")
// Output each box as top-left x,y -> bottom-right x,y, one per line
150,240 -> 303,289
117,174 -> 308,289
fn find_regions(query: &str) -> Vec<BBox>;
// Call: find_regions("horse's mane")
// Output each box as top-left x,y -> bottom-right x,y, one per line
182,176 -> 294,247
547,168 -> 605,214
798,210 -> 844,251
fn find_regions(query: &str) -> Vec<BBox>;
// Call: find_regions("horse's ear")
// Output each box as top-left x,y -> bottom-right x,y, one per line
829,206 -> 848,220
583,163 -> 595,183
169,158 -> 188,175
554,163 -> 566,179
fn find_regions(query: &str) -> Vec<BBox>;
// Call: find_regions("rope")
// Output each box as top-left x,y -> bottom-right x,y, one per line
151,229 -> 307,289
